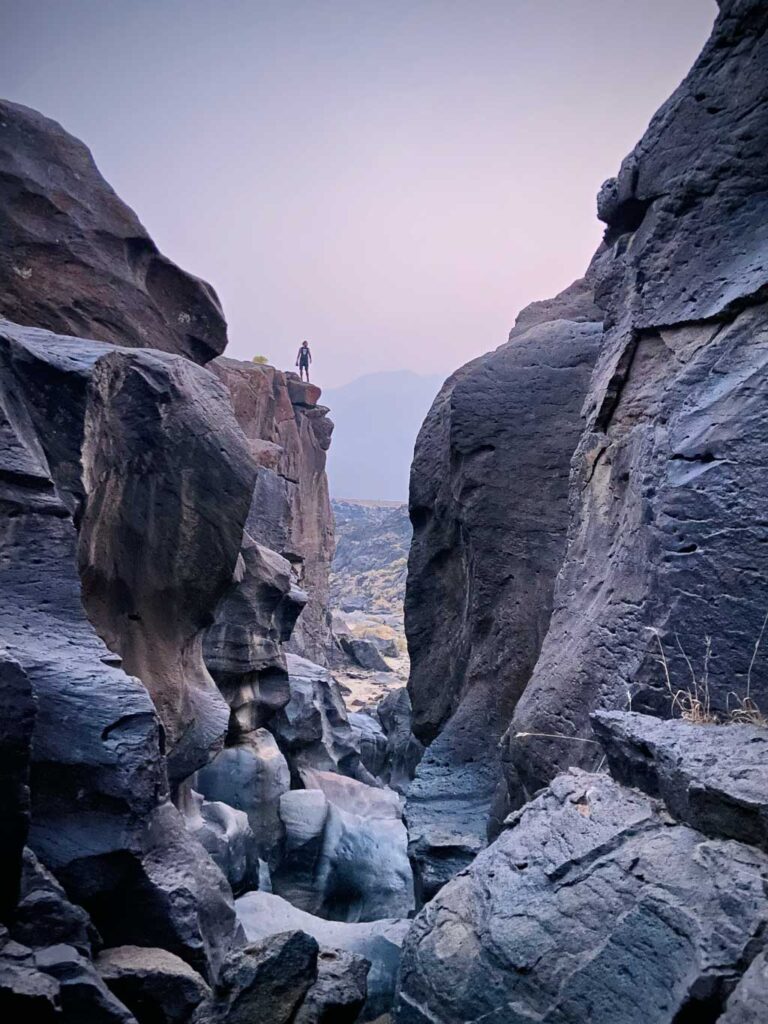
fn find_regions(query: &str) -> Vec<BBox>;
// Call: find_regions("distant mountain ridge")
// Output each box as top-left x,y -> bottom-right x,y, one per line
323,370 -> 443,502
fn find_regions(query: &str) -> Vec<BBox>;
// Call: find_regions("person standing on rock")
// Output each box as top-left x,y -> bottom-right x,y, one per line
296,340 -> 312,382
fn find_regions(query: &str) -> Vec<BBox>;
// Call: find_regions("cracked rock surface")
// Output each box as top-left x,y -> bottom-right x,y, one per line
395,768 -> 768,1024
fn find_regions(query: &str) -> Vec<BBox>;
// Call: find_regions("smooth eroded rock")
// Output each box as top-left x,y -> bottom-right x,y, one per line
236,891 -> 408,1021
0,100 -> 227,364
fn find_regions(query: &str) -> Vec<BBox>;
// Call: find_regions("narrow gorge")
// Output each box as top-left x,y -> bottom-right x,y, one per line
1,2 -> 768,1022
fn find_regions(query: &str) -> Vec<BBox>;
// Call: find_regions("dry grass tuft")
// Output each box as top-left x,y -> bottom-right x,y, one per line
650,612 -> 768,727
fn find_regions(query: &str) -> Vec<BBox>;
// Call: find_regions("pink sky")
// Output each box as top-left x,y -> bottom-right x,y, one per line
3,1 -> 716,386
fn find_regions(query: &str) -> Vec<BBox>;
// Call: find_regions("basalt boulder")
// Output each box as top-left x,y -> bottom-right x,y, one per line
96,945 -> 211,1024
591,711 -> 768,851
273,772 -> 413,923
194,730 -> 291,871
395,769 -> 768,1024
0,656 -> 36,921
236,891 -> 408,1021
0,100 -> 227,364
271,655 -> 360,779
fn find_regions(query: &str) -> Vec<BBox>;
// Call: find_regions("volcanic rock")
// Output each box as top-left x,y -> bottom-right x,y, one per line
236,890 -> 409,1021
504,0 -> 768,800
97,945 -> 210,1024
404,276 -> 602,893
339,636 -> 392,672
272,773 -> 413,922
294,947 -> 369,1024
0,319 -> 243,981
0,100 -> 227,364
0,656 -> 35,920
181,790 -> 258,895
720,949 -> 768,1024
12,849 -> 97,956
592,711 -> 768,850
35,943 -> 137,1023
197,931 -> 318,1024
212,358 -> 335,665
270,655 -> 359,778
194,730 -> 290,870
394,769 -> 768,1024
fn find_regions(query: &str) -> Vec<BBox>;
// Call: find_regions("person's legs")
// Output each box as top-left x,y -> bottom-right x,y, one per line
300,361 -> 309,381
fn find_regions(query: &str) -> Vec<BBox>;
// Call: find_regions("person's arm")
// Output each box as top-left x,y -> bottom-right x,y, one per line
296,348 -> 301,366
308,347 -> 312,363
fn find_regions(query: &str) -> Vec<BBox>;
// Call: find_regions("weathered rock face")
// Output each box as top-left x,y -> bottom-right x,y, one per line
0,319 -> 243,982
592,711 -> 768,851
212,358 -> 335,666
395,764 -> 768,1024
96,945 -> 211,1024
204,538 -> 306,739
504,0 -> 768,800
194,729 -> 291,871
0,100 -> 227,364
720,950 -> 768,1024
198,930 -> 319,1024
3,322 -> 255,786
294,947 -> 369,1024
404,278 -> 603,895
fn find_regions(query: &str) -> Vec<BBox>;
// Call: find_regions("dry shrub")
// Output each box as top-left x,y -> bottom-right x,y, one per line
650,612 -> 768,727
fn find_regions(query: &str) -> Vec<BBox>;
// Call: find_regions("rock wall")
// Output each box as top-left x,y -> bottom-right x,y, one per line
504,0 -> 768,801
0,320 -> 242,981
211,357 -> 335,666
404,0 -> 768,867
404,278 -> 603,898
395,714 -> 768,1024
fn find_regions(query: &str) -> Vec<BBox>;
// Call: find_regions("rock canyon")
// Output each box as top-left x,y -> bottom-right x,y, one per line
1,2 -> 768,1022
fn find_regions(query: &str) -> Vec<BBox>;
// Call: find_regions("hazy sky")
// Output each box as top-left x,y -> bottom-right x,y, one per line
2,1 -> 716,386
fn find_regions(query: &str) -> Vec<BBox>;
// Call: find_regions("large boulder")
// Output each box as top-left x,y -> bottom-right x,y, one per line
404,277 -> 603,891
96,945 -> 210,1024
0,100 -> 227,364
11,849 -> 97,957
194,730 -> 291,870
394,769 -> 768,1024
294,948 -> 369,1024
204,539 -> 306,737
181,790 -> 258,895
273,772 -> 413,922
338,636 -> 391,672
34,943 -> 137,1023
197,931 -> 318,1024
271,655 -> 359,778
592,711 -> 768,851
236,890 -> 408,1021
0,928 -> 61,1021
504,0 -> 768,799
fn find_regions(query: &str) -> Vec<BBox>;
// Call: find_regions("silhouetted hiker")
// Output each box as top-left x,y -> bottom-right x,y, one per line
296,340 -> 312,382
